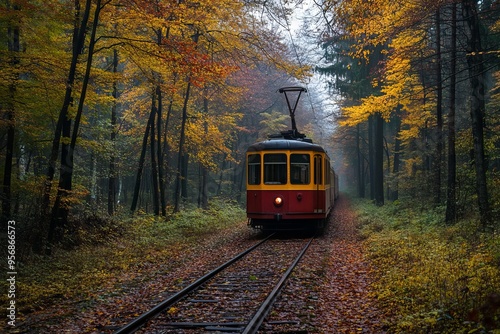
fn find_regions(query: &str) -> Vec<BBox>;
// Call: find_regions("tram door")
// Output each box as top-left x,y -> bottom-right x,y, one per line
314,154 -> 323,213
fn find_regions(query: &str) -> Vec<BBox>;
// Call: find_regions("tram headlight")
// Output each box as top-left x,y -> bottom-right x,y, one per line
274,196 -> 283,207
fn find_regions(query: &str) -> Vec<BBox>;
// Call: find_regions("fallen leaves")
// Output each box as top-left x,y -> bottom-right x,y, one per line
15,197 -> 390,333
266,196 -> 385,333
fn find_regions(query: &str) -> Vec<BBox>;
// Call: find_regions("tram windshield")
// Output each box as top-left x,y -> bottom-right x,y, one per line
291,154 -> 310,184
264,154 -> 287,184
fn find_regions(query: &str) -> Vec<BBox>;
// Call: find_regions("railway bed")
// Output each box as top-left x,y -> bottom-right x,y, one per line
114,233 -> 315,333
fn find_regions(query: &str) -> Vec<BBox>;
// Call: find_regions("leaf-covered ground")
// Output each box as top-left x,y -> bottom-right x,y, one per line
266,195 -> 385,333
315,196 -> 385,332
9,197 -> 385,333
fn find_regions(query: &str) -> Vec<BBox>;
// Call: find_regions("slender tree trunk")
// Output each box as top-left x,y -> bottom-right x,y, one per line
368,115 -> 375,200
131,109 -> 155,213
150,94 -> 160,216
434,8 -> 443,205
356,124 -> 365,198
45,0 -> 93,253
200,94 -> 209,209
108,49 -> 118,215
463,0 -> 491,227
391,117 -> 401,201
156,85 -> 167,216
446,3 -> 457,224
163,94 -> 174,206
174,81 -> 192,213
43,0 -> 91,217
374,112 -> 384,206
153,28 -> 166,216
67,0 -> 101,210
50,0 -> 102,238
2,1 -> 20,218
383,136 -> 391,200
174,31 -> 200,212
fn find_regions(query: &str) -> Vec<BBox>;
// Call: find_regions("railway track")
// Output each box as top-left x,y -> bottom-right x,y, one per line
114,233 -> 314,334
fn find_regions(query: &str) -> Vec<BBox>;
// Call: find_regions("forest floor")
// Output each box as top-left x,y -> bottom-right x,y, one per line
10,196 -> 386,333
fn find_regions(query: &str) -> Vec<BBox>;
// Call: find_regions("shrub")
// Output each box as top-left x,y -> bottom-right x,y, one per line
355,199 -> 500,333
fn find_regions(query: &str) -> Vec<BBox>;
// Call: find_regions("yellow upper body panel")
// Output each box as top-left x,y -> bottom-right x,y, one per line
246,150 -> 330,191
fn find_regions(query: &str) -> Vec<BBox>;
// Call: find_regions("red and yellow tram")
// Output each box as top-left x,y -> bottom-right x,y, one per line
246,136 -> 338,230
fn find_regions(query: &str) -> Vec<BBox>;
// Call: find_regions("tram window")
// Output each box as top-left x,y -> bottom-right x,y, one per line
291,154 -> 310,184
326,160 -> 331,184
314,155 -> 323,185
248,154 -> 261,185
264,154 -> 287,184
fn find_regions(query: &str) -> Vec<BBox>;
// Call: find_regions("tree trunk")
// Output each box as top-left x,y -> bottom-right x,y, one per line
174,81 -> 192,213
356,124 -> 365,198
445,3 -> 457,224
2,1 -> 20,218
374,112 -> 384,206
108,49 -> 118,215
153,28 -> 166,216
50,0 -> 102,234
463,0 -> 491,227
384,136 -> 391,200
174,30 -> 199,213
46,0 -> 93,253
434,8 -> 443,205
391,117 -> 401,201
55,0 -> 102,219
131,109 -> 155,213
43,0 -> 91,218
368,116 -> 375,200
156,85 -> 167,216
150,93 -> 160,216
200,94 -> 209,209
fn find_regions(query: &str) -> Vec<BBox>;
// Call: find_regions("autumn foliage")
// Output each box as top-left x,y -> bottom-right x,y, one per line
356,199 -> 500,332
0,0 -> 309,251
2,0 -> 500,332
314,0 -> 500,331
317,0 -> 500,223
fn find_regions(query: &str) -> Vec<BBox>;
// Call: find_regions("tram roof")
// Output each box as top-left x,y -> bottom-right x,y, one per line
246,139 -> 326,153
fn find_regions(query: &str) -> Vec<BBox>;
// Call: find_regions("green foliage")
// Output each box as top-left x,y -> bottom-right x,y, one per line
354,199 -> 500,333
258,111 -> 290,140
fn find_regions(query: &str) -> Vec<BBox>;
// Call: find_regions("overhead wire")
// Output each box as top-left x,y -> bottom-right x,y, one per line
278,0 -> 324,145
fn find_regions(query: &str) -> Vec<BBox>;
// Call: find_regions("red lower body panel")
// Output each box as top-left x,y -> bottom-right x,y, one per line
247,189 -> 330,222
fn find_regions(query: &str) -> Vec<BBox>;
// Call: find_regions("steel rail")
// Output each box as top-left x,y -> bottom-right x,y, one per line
242,236 -> 314,334
114,233 -> 275,334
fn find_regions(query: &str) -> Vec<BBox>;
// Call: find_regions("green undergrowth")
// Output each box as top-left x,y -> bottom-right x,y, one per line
5,199 -> 246,318
354,198 -> 500,333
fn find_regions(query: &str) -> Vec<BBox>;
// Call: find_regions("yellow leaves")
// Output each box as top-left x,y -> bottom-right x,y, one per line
360,200 -> 500,332
186,112 -> 241,170
167,307 -> 179,315
338,0 -> 439,143
341,92 -> 395,127
341,41 -> 432,140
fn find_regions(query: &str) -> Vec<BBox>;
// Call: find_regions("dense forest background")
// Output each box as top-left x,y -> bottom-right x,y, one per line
1,0 -> 500,255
